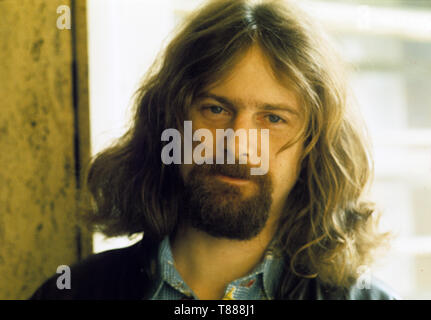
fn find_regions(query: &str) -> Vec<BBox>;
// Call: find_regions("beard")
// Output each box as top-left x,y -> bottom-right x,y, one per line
180,163 -> 273,240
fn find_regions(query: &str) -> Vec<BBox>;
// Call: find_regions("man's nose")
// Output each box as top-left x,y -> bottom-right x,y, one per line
223,113 -> 261,164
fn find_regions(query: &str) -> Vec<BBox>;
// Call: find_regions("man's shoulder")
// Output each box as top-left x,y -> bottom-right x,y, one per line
29,238 -> 155,300
344,277 -> 401,300
66,239 -> 145,278
314,276 -> 401,300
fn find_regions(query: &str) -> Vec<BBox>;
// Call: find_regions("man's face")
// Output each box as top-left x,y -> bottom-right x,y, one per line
179,45 -> 304,240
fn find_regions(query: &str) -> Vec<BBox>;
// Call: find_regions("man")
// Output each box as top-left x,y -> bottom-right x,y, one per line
31,0 -> 399,300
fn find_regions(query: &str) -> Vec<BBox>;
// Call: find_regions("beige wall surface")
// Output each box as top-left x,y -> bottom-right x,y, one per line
0,0 -> 91,299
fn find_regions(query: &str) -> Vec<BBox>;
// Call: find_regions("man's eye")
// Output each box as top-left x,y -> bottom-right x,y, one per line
267,114 -> 284,123
209,106 -> 224,114
199,105 -> 230,120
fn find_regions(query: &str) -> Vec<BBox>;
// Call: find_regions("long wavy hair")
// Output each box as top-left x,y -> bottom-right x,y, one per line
84,0 -> 390,295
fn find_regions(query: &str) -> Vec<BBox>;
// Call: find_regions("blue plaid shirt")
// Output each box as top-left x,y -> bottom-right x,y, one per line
150,236 -> 284,300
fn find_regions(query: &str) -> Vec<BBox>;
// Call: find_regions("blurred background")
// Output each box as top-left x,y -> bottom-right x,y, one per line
1,0 -> 430,299
87,0 -> 431,299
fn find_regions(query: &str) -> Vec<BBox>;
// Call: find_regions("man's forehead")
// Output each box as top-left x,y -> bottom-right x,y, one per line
196,45 -> 302,114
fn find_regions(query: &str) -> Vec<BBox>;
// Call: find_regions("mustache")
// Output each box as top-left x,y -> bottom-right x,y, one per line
190,163 -> 269,182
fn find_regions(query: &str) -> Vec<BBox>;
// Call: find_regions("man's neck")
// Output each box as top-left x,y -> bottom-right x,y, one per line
170,218 -> 279,300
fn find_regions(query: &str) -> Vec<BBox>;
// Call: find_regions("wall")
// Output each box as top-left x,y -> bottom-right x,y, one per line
0,0 -> 92,299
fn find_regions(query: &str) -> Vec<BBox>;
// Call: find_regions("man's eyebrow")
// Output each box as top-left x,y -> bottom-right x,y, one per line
198,93 -> 299,116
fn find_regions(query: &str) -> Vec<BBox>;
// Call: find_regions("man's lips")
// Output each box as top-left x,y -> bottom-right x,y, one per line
215,174 -> 252,185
